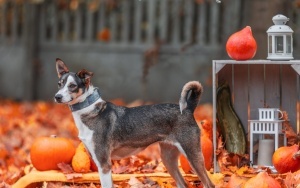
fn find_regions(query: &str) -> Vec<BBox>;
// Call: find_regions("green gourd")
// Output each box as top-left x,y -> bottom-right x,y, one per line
216,83 -> 246,155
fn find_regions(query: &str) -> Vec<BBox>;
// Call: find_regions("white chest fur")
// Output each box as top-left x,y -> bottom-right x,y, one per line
71,98 -> 114,188
71,98 -> 103,150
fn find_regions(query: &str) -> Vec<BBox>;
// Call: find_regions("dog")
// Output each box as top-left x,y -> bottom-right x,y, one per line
54,58 -> 215,188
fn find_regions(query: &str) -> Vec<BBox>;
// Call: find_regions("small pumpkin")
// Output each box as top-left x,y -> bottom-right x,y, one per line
272,144 -> 300,174
30,135 -> 75,171
226,26 -> 257,60
226,174 -> 247,188
200,119 -> 213,141
243,171 -> 281,188
72,142 -> 98,172
180,134 -> 213,172
72,142 -> 91,173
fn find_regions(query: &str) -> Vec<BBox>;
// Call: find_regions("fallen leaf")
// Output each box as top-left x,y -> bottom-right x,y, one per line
65,173 -> 83,180
128,176 -> 143,188
57,162 -> 74,174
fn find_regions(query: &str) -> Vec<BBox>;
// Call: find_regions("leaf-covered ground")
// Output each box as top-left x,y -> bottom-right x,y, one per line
0,99 -> 300,188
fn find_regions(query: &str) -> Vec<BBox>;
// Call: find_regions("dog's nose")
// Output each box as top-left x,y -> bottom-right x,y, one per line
54,94 -> 63,103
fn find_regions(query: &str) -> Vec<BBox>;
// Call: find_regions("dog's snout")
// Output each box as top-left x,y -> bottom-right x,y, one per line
55,94 -> 63,103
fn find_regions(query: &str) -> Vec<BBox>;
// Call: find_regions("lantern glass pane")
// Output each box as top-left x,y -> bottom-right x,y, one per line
287,35 -> 292,53
268,36 -> 272,53
275,36 -> 284,53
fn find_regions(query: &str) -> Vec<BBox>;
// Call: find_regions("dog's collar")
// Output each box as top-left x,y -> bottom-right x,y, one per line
69,88 -> 101,112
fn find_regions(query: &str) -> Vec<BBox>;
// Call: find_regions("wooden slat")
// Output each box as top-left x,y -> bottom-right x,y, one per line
197,2 -> 207,45
222,0 -> 241,40
281,65 -> 298,130
209,1 -> 219,45
171,0 -> 180,45
85,4 -> 94,41
183,0 -> 193,44
121,0 -> 130,43
50,2 -> 58,42
159,0 -> 168,42
11,2 -> 18,42
217,64 -> 233,89
74,5 -> 83,41
146,0 -> 156,43
133,0 -> 142,44
38,3 -> 46,42
97,0 -> 106,33
298,76 -> 300,133
62,10 -> 70,42
0,3 -> 7,40
248,65 -> 265,120
109,6 -> 117,42
233,64 -> 249,132
265,64 -> 280,108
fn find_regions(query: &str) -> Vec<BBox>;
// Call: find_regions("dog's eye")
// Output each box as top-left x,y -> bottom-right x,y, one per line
58,82 -> 62,88
69,84 -> 77,89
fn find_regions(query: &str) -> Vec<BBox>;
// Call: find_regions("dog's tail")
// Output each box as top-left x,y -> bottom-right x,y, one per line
179,81 -> 203,114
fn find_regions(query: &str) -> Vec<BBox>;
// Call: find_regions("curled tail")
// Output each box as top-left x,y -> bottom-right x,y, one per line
179,81 -> 203,114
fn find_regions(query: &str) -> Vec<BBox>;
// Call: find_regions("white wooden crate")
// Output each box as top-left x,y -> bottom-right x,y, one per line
212,60 -> 300,172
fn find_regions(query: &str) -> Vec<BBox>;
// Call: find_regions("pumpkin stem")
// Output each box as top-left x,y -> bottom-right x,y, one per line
293,146 -> 300,160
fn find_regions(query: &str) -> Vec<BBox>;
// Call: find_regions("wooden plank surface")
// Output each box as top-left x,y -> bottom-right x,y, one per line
62,10 -> 70,41
209,1 -> 220,45
281,65 -> 298,131
133,0 -> 142,44
0,3 -> 5,40
75,5 -> 83,41
50,2 -> 58,42
248,65 -> 265,120
265,64 -> 281,108
146,0 -> 156,43
171,0 -> 180,45
158,0 -> 168,42
121,0 -> 130,43
197,2 -> 207,45
85,4 -> 94,41
183,0 -> 193,44
233,64 -> 249,132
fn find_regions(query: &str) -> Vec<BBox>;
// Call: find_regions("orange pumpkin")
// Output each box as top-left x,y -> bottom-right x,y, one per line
98,28 -> 111,42
200,119 -> 213,141
180,134 -> 213,172
226,26 -> 257,60
272,144 -> 300,174
30,136 -> 75,171
243,171 -> 281,188
226,174 -> 247,188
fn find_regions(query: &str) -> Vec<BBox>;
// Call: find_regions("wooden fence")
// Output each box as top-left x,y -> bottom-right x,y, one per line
0,0 -> 299,103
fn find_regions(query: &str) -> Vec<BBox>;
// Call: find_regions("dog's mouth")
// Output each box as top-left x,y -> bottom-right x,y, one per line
54,94 -> 73,104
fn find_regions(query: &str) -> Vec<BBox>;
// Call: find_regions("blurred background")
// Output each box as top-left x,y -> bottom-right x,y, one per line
1,0 -> 300,104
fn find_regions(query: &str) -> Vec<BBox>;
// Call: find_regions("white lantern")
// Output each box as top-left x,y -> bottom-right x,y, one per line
267,14 -> 293,60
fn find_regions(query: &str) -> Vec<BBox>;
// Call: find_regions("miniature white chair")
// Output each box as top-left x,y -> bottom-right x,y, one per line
249,108 -> 286,165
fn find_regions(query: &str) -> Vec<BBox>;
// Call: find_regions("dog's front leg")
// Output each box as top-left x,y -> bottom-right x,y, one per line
88,145 -> 114,188
97,165 -> 113,188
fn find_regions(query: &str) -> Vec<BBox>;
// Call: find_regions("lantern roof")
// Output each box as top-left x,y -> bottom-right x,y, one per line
272,14 -> 289,25
267,14 -> 293,34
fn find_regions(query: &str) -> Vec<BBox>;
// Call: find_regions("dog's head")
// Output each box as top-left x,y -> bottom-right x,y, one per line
54,58 -> 94,105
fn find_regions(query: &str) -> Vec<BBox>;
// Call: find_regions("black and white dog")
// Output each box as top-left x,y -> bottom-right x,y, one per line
54,59 -> 214,188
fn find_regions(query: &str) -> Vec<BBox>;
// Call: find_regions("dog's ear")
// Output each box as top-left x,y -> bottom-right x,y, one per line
56,58 -> 69,78
77,69 -> 94,86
